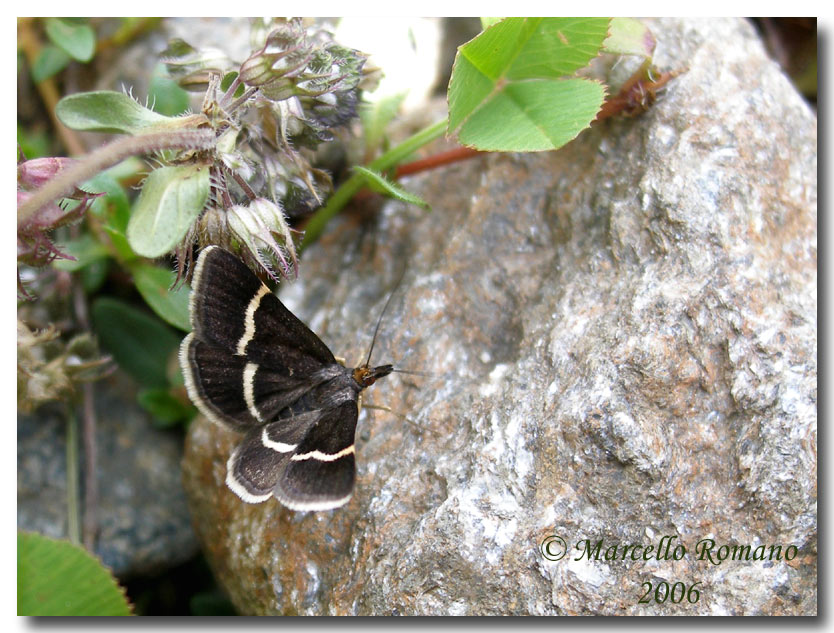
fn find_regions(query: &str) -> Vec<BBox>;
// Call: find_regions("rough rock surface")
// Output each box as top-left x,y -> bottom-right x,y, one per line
182,18 -> 816,615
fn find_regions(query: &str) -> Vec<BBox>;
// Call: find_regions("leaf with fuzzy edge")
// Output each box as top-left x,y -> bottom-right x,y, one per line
56,91 -> 174,135
18,531 -> 133,616
354,166 -> 430,209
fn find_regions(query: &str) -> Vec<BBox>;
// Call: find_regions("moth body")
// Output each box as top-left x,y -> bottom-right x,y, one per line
180,245 -> 393,511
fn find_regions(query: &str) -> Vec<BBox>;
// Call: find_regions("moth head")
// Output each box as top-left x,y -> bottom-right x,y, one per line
353,364 -> 393,388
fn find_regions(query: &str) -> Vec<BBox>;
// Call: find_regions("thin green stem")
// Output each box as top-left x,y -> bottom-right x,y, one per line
82,383 -> 98,551
65,406 -> 81,545
300,117 -> 447,252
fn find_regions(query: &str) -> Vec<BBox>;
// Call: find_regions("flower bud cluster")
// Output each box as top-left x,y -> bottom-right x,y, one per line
164,18 -> 372,282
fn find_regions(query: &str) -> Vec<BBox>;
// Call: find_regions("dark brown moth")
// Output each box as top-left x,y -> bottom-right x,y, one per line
180,246 -> 392,511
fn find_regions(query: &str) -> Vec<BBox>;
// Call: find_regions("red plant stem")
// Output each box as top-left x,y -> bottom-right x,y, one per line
394,146 -> 483,178
391,71 -> 679,180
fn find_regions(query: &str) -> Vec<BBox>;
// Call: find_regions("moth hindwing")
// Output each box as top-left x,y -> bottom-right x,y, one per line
180,246 -> 393,511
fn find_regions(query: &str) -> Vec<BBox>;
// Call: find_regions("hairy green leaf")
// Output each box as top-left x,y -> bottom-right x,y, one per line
354,166 -> 429,209
56,90 -> 173,135
126,165 -> 210,258
18,531 -> 132,616
148,64 -> 191,116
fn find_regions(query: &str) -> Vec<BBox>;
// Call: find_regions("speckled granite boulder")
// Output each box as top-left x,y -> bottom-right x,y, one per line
182,18 -> 816,615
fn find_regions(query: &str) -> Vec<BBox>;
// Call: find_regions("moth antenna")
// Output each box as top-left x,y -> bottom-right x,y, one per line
364,266 -> 408,367
392,368 -> 435,378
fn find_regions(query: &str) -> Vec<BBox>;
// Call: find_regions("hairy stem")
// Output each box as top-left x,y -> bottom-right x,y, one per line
18,128 -> 216,226
225,86 -> 258,114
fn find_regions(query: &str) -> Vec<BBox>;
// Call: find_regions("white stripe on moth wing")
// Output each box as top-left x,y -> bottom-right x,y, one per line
225,449 -> 271,504
242,362 -> 262,422
188,245 -> 218,330
236,284 -> 270,355
273,488 -> 353,512
290,445 -> 355,462
261,426 -> 297,453
179,333 -> 232,429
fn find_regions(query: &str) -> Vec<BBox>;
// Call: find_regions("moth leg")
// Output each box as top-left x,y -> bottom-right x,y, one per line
361,402 -> 429,436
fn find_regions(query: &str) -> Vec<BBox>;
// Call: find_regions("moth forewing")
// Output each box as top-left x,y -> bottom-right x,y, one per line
180,246 -> 396,511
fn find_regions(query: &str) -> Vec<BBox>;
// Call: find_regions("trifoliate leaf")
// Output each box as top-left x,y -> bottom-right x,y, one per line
448,17 -> 610,152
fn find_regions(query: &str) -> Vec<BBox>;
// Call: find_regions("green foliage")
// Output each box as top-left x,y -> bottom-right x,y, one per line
131,262 -> 192,331
447,17 -> 609,152
354,166 -> 430,209
53,233 -> 110,272
126,165 -> 210,258
52,233 -> 112,293
148,64 -> 191,116
17,124 -> 51,159
92,297 -> 181,389
31,44 -> 71,82
86,161 -> 142,262
604,17 -> 657,57
137,388 -> 194,428
44,18 -> 96,62
18,531 -> 133,616
360,93 -> 407,157
220,71 -> 245,98
56,90 -> 174,135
